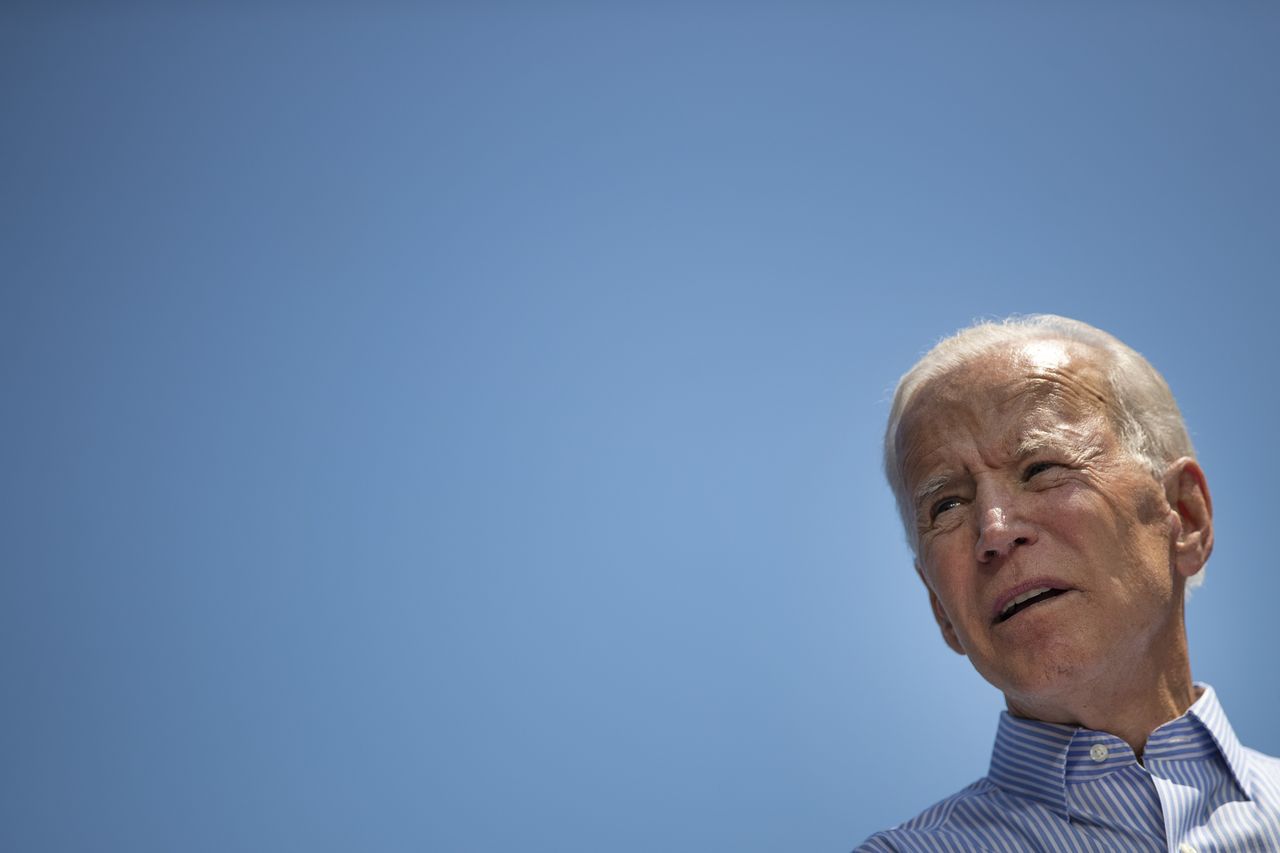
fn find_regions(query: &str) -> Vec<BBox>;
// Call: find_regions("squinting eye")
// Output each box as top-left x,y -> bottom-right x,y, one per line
1023,461 -> 1057,479
932,497 -> 963,519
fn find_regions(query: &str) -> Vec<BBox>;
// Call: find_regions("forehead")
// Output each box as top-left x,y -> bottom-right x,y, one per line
895,340 -> 1113,470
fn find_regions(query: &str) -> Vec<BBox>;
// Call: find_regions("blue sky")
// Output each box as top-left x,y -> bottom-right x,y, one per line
4,4 -> 1279,851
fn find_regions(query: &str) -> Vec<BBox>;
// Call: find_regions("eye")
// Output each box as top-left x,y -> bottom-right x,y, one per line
931,496 -> 963,519
1023,461 -> 1058,480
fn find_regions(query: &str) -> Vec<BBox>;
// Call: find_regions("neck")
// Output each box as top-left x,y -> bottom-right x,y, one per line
1003,625 -> 1197,758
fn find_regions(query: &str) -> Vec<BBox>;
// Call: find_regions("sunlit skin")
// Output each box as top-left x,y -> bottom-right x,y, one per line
895,340 -> 1214,757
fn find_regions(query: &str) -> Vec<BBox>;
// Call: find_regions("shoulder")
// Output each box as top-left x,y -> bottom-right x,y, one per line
853,778 -> 1010,852
1245,745 -> 1280,769
1244,745 -> 1280,791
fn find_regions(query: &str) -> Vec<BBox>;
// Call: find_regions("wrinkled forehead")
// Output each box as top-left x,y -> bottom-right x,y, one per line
895,339 -> 1114,466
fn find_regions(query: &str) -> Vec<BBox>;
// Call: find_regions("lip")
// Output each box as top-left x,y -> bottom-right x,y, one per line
991,577 -> 1076,623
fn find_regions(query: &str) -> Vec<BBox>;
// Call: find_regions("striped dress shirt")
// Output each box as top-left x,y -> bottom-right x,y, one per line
858,684 -> 1280,852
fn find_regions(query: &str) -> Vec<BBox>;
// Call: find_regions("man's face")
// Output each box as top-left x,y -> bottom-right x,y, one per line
895,340 -> 1192,711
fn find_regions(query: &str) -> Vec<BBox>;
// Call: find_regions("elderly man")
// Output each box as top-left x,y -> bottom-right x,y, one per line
858,315 -> 1280,851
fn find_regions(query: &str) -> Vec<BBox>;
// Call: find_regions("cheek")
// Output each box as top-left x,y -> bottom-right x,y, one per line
919,534 -> 974,586
1036,484 -> 1119,538
1048,488 -> 1175,593
1134,486 -> 1168,525
919,543 -> 980,624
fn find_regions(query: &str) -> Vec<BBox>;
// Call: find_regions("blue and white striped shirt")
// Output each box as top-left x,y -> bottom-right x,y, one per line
858,684 -> 1280,852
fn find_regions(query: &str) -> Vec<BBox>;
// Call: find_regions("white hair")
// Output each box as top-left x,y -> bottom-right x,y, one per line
882,314 -> 1201,587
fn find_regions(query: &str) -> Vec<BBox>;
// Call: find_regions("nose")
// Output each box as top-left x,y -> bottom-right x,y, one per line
974,502 -> 1038,563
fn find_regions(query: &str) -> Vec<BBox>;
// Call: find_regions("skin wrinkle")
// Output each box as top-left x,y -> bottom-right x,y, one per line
902,395 -> 1108,538
899,341 -> 1132,538
893,340 -> 1213,757
883,324 -> 1201,568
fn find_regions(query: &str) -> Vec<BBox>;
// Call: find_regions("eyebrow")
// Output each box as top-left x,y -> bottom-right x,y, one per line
1016,431 -> 1065,457
909,433 -> 1100,515
1016,426 -> 1102,461
912,473 -> 953,514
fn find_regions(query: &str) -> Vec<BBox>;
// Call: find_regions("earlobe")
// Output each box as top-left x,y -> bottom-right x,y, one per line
1164,457 -> 1214,578
916,559 -> 966,656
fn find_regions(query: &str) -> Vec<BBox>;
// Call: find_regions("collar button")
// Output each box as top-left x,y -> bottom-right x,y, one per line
1089,743 -> 1109,763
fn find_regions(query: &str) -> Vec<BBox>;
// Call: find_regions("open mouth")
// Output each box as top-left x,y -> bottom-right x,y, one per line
995,587 -> 1069,624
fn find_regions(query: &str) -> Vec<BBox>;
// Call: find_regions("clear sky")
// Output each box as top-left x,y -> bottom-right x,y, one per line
4,4 -> 1279,852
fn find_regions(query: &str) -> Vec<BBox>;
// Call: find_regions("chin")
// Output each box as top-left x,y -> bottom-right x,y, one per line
1002,665 -> 1081,703
980,647 -> 1095,707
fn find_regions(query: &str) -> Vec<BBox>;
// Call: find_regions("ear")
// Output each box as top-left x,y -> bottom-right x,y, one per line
1163,457 -> 1214,579
915,559 -> 966,656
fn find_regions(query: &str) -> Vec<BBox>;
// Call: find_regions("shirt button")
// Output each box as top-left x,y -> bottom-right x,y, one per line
1089,744 -> 1109,762
1179,844 -> 1197,853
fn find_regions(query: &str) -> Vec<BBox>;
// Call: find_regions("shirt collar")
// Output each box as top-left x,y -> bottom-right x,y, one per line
986,683 -> 1254,816
1175,683 -> 1254,798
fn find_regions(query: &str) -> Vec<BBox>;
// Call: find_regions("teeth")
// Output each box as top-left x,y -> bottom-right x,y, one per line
1001,587 -> 1053,617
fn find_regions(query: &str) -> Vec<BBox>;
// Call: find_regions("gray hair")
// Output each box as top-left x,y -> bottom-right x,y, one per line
883,314 -> 1199,585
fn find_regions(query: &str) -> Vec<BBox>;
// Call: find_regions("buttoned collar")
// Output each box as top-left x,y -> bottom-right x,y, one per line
986,683 -> 1254,818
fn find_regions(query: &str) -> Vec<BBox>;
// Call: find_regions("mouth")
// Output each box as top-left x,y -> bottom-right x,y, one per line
994,586 -> 1070,624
